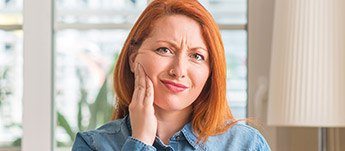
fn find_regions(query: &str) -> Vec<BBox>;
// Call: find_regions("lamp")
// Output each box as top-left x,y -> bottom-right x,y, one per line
267,0 -> 345,151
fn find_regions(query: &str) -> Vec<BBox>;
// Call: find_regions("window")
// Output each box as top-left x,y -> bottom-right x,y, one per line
0,0 -> 23,149
54,1 -> 145,149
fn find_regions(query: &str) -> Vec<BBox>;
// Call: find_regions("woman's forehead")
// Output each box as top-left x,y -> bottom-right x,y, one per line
147,15 -> 207,48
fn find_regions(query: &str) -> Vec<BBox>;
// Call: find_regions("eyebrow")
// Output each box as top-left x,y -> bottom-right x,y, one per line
156,40 -> 208,53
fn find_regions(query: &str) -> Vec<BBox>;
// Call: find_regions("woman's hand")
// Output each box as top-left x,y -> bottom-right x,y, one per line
129,63 -> 157,145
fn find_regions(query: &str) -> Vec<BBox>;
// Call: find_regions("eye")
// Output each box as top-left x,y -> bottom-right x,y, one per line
191,53 -> 205,61
155,47 -> 172,54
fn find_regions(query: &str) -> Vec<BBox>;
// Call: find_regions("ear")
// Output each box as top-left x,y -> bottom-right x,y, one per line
129,52 -> 137,73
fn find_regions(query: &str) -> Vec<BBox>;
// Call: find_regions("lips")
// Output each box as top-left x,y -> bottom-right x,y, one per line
161,80 -> 188,93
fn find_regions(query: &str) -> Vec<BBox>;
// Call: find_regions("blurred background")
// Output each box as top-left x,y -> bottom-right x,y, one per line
0,0 -> 248,150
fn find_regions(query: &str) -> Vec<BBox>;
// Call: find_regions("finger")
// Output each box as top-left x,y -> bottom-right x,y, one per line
134,62 -> 139,88
131,63 -> 141,105
135,63 -> 146,104
144,75 -> 154,105
130,63 -> 138,106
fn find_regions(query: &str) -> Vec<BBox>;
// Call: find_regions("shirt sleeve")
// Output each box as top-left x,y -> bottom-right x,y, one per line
72,132 -> 95,151
121,136 -> 156,151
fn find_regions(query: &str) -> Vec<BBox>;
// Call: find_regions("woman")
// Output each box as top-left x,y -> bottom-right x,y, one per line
72,0 -> 270,150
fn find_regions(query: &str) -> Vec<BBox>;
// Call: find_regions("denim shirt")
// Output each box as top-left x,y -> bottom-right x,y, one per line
72,116 -> 271,151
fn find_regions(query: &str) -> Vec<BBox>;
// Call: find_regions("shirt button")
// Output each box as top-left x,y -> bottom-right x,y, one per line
176,135 -> 181,140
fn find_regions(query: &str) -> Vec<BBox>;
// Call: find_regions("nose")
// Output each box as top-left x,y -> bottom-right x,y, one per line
168,55 -> 187,79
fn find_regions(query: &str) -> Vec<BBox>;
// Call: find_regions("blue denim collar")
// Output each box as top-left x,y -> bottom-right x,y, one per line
124,115 -> 132,134
123,115 -> 206,150
180,122 -> 207,150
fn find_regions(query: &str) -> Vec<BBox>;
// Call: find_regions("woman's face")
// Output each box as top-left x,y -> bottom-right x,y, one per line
130,15 -> 210,112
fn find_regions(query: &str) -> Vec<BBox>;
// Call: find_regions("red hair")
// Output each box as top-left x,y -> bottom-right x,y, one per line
112,0 -> 235,142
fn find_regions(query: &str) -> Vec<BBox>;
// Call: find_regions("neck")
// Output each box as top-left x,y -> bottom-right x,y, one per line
154,105 -> 192,145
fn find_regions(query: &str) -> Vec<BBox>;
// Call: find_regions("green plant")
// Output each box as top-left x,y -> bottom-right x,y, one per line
0,66 -> 12,104
57,53 -> 118,147
5,53 -> 119,148
0,66 -> 20,147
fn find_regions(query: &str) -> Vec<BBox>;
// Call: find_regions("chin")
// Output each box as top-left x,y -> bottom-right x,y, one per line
153,98 -> 190,112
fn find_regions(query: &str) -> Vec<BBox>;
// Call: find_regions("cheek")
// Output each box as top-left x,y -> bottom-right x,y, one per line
192,68 -> 210,87
135,54 -> 164,80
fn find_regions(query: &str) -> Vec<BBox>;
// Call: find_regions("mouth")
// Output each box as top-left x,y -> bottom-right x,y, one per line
160,80 -> 189,93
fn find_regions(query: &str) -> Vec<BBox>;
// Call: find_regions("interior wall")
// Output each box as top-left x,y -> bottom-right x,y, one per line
247,0 -> 276,149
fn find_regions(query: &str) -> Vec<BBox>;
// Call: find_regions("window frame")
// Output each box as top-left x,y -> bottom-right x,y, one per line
22,0 -> 54,150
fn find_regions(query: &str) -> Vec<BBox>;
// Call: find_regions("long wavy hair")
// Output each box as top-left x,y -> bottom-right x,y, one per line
112,0 -> 235,142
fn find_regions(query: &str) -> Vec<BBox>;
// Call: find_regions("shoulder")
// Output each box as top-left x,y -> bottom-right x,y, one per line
72,118 -> 130,151
205,123 -> 271,151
